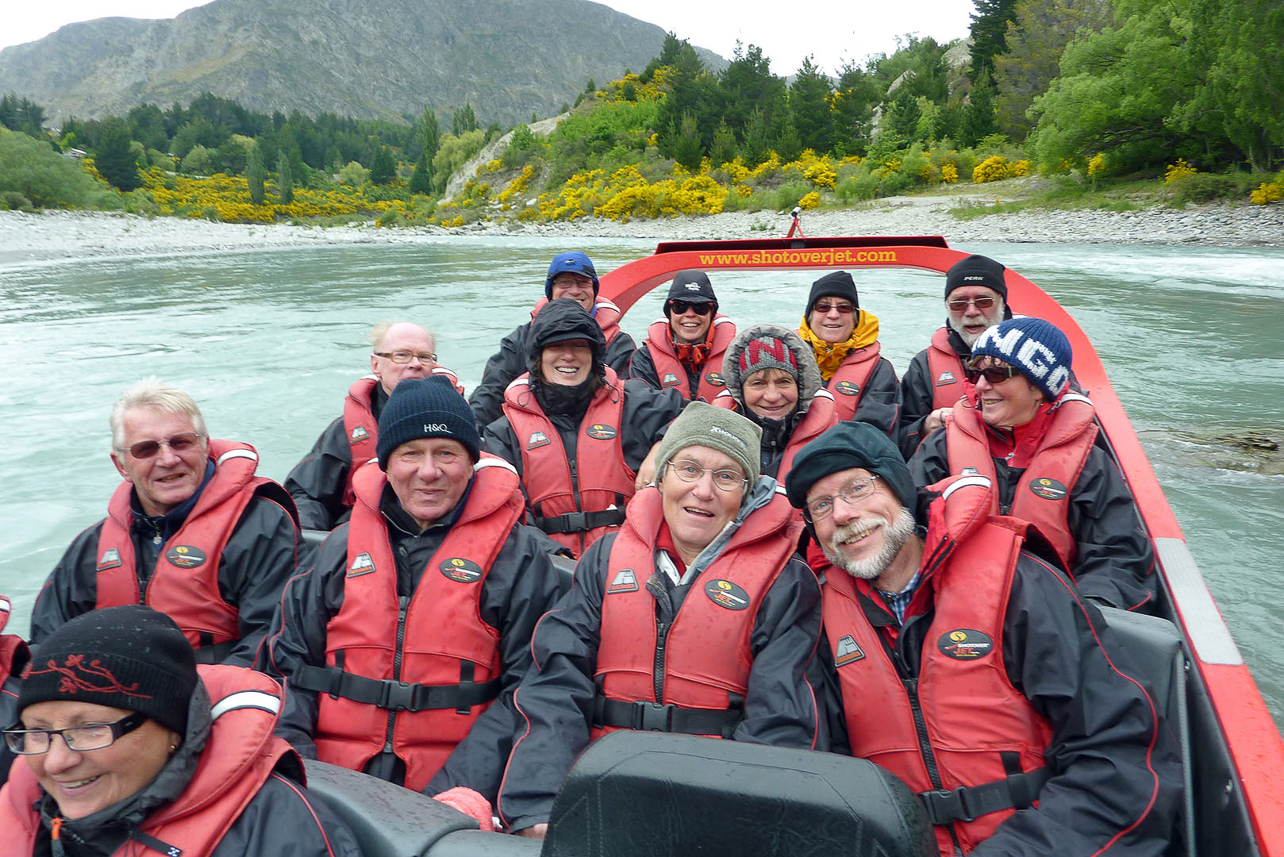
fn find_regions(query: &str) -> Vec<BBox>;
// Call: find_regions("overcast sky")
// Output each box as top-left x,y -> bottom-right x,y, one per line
2,0 -> 976,77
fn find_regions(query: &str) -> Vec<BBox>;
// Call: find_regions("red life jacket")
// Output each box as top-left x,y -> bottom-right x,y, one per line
823,342 -> 884,422
308,456 -> 523,792
925,327 -> 969,411
643,315 -> 736,402
945,393 -> 1097,573
532,296 -> 626,347
342,368 -> 464,507
591,486 -> 803,739
1,664 -> 295,857
0,596 -> 28,693
711,389 -> 839,485
95,439 -> 272,653
822,476 -> 1054,855
501,368 -> 635,558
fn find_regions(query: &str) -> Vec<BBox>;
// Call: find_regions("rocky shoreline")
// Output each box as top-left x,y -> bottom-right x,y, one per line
3,197 -> 1282,265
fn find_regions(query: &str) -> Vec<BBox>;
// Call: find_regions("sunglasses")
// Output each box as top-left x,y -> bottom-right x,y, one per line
668,300 -> 713,316
947,297 -> 997,312
964,363 -> 1021,384
813,302 -> 855,315
123,431 -> 204,459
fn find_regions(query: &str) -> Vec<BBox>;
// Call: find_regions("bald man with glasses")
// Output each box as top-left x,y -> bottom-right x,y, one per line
32,378 -> 300,667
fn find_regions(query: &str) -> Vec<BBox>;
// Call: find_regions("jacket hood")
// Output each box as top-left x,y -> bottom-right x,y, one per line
526,298 -> 607,371
722,323 -> 823,411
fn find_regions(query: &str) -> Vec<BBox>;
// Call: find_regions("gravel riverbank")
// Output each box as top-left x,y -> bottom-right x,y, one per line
3,196 -> 1282,266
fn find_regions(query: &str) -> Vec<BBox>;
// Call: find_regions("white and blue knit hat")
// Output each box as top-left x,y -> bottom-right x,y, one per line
969,317 -> 1072,401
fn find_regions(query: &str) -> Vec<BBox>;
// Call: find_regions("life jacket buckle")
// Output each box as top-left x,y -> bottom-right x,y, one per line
918,786 -> 977,824
378,680 -> 417,712
631,701 -> 675,731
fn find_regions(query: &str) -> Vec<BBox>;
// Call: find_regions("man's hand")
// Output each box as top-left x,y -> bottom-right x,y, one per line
923,407 -> 951,435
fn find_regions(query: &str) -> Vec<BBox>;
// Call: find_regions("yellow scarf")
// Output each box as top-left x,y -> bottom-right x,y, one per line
798,311 -> 881,383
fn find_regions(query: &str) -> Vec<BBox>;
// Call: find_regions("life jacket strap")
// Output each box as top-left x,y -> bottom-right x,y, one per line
192,637 -> 236,665
534,507 -> 626,535
592,696 -> 743,738
291,664 -> 500,712
917,759 -> 1052,825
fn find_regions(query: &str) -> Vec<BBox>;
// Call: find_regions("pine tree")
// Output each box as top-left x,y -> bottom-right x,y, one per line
276,151 -> 294,205
369,146 -> 396,185
94,118 -> 142,191
790,56 -> 835,153
408,145 -> 432,194
959,70 -> 998,147
969,0 -> 1020,82
247,143 -> 266,205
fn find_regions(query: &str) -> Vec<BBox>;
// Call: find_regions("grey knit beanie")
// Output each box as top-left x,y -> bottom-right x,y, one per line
655,401 -> 762,485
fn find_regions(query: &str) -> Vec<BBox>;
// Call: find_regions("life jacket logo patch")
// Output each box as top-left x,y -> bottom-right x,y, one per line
834,380 -> 861,397
704,372 -> 726,387
348,425 -> 370,444
166,545 -> 206,569
1028,478 -> 1068,501
662,372 -> 680,386
97,548 -> 122,571
938,628 -> 994,660
834,635 -> 865,666
704,579 -> 750,610
607,568 -> 638,593
440,557 -> 483,583
347,552 -> 376,577
585,423 -> 618,440
527,431 -> 551,450
936,371 -> 957,386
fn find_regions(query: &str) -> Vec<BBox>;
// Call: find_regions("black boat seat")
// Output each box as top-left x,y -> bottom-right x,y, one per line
1096,607 -> 1194,857
540,731 -> 936,857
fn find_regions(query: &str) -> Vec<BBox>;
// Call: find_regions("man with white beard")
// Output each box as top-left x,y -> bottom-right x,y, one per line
785,422 -> 1180,857
898,254 -> 1011,458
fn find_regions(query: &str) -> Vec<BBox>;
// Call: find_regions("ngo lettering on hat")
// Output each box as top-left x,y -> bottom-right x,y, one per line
709,424 -> 748,450
975,327 -> 1070,394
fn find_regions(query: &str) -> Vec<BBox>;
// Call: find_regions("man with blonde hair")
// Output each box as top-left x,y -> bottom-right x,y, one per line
286,321 -> 462,531
32,378 -> 299,666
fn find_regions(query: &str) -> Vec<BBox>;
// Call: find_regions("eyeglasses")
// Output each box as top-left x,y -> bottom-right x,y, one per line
122,431 -> 204,460
804,475 -> 880,522
4,711 -> 148,755
947,296 -> 997,312
964,360 -> 1021,385
374,350 -> 437,365
813,302 -> 855,316
665,460 -> 747,493
668,300 -> 713,316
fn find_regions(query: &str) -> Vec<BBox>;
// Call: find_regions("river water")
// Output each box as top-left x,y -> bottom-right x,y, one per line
2,232 -> 1282,729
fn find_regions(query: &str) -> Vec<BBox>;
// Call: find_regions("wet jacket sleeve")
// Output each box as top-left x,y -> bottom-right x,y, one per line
211,771 -> 363,857
1066,446 -> 1157,612
850,357 -> 902,438
604,331 -> 637,377
262,528 -> 352,759
907,424 -> 950,488
732,555 -> 824,750
498,535 -> 612,832
620,381 -> 685,470
469,324 -> 529,429
30,521 -> 105,643
283,417 -> 352,531
481,416 -> 523,476
898,348 -> 936,458
975,552 -> 1180,857
628,342 -> 660,387
424,525 -> 562,802
221,494 -> 302,668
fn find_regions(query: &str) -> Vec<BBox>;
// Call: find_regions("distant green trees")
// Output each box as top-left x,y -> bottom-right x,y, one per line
94,118 -> 143,190
0,128 -> 105,209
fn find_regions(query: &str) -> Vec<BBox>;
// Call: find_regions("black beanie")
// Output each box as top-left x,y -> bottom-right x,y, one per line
945,254 -> 1008,301
785,422 -> 917,513
376,375 -> 481,468
805,271 -> 860,317
20,605 -> 198,737
665,270 -> 717,310
527,298 -> 607,370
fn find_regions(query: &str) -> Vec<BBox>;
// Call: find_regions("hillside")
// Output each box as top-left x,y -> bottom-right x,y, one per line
0,0 -> 723,127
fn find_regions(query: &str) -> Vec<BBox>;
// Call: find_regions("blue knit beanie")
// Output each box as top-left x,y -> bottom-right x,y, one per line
376,376 -> 481,468
969,317 -> 1072,401
544,251 -> 600,299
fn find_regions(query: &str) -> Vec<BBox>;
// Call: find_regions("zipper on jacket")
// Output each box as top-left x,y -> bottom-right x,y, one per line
652,621 -> 671,702
382,595 -> 411,753
893,642 -> 964,855
568,457 -> 586,555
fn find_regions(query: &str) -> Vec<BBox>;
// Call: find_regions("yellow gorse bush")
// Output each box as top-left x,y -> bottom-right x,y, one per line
1250,182 -> 1283,205
1165,158 -> 1197,184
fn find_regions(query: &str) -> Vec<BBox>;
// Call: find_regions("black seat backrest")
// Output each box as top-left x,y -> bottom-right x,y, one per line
540,731 -> 936,857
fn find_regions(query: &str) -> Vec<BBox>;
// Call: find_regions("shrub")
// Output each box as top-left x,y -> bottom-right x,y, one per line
337,161 -> 371,186
1250,182 -> 1283,205
377,208 -> 398,226
1164,158 -> 1197,184
798,191 -> 821,210
0,129 -> 105,208
972,155 -> 1013,183
0,190 -> 34,211
1169,172 -> 1239,205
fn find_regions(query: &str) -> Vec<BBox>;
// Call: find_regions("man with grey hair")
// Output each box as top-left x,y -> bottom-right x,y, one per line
285,321 -> 461,531
32,377 -> 300,667
498,401 -> 823,838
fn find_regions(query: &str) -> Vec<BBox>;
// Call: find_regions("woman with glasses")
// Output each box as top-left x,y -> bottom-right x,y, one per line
713,324 -> 839,495
908,317 -> 1157,612
796,271 -> 901,433
0,605 -> 360,856
497,402 -> 824,839
628,271 -> 737,403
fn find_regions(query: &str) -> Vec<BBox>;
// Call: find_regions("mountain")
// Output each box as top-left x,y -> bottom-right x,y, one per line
0,0 -> 724,127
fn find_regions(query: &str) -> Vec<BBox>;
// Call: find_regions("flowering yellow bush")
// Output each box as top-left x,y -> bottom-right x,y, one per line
1011,160 -> 1030,177
497,165 -> 535,204
1250,182 -> 1283,205
972,155 -> 1014,184
798,191 -> 820,210
1165,158 -> 1196,184
801,154 -> 836,189
1087,153 -> 1106,177
941,163 -> 958,184
480,160 -> 503,175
